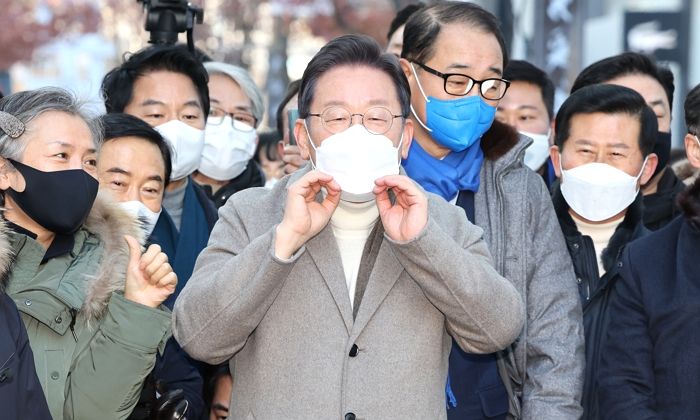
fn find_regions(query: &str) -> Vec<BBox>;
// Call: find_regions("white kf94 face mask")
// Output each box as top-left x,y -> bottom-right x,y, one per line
118,200 -> 162,237
154,120 -> 205,181
199,117 -> 257,181
306,123 -> 403,203
560,157 -> 648,222
520,130 -> 551,170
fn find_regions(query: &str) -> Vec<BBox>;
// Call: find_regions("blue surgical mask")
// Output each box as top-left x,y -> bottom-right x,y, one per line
410,63 -> 496,152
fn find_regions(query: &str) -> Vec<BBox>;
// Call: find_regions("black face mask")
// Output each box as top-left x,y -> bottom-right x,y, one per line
653,131 -> 672,177
5,160 -> 98,235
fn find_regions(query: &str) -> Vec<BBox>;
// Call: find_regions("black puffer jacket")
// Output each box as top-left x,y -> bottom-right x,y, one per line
552,185 -> 648,420
0,283 -> 51,420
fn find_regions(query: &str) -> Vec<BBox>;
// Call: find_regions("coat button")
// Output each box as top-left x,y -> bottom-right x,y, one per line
0,367 -> 12,382
51,371 -> 60,380
55,315 -> 62,324
618,261 -> 623,268
345,413 -> 356,420
24,299 -> 32,306
576,277 -> 582,284
572,243 -> 580,250
349,344 -> 358,357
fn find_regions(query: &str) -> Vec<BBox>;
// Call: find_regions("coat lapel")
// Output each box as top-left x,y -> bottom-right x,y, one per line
305,224 -> 354,333
350,239 -> 404,340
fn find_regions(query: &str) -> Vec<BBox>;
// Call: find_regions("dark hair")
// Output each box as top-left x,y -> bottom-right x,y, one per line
255,130 -> 281,164
503,60 -> 555,120
678,177 -> 700,229
275,79 -> 301,135
401,1 -> 508,68
657,66 -> 675,112
554,84 -> 658,156
571,52 -> 674,111
298,34 -> 411,120
101,44 -> 210,117
387,3 -> 425,41
685,83 -> 700,135
98,113 -> 172,188
193,47 -> 212,63
203,363 -> 231,419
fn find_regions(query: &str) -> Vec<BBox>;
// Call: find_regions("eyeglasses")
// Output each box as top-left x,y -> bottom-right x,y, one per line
413,61 -> 510,100
306,106 -> 404,135
208,107 -> 256,132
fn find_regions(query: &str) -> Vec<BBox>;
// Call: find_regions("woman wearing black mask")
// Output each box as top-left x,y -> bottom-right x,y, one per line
0,87 -> 177,420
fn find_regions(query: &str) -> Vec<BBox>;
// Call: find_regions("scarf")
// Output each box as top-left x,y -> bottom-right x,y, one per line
402,139 -> 484,201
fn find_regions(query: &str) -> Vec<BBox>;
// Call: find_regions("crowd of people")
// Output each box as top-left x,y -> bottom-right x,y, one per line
0,1 -> 699,419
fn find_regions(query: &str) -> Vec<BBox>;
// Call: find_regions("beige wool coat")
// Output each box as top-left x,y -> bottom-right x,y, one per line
173,167 -> 525,420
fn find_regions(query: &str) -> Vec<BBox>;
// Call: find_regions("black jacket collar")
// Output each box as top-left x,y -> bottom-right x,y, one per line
201,160 -> 265,208
643,168 -> 686,229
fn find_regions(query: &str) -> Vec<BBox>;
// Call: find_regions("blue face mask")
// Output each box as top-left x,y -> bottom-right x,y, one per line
410,63 -> 496,152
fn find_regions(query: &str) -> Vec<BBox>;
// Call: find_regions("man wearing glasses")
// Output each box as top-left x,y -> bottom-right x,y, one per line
400,3 -> 584,420
193,61 -> 266,208
173,34 -> 525,420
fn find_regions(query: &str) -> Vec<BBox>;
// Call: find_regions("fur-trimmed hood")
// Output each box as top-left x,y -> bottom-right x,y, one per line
0,192 -> 143,321
480,120 -> 522,162
0,222 -> 15,295
81,192 -> 145,320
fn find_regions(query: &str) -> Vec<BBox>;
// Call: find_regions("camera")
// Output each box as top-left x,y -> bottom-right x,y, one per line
137,0 -> 203,48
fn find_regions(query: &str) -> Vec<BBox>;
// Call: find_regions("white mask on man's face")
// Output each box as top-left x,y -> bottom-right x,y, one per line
199,117 -> 257,181
154,120 -> 205,181
559,156 -> 648,222
520,130 -> 551,170
306,123 -> 402,203
118,200 -> 161,237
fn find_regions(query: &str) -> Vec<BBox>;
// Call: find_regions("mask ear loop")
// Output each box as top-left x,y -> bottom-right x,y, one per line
303,120 -> 319,170
633,155 -> 650,193
409,63 -> 433,133
636,155 -> 650,179
396,131 -> 405,166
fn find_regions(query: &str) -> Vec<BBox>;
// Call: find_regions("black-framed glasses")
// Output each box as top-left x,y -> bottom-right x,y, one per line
208,107 -> 256,132
307,106 -> 404,135
413,61 -> 510,100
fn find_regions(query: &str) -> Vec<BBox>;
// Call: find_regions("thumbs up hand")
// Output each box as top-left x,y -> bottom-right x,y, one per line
123,235 -> 177,308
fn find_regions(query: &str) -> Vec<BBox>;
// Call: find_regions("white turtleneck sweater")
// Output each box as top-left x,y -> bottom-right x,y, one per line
572,214 -> 624,275
330,200 -> 380,307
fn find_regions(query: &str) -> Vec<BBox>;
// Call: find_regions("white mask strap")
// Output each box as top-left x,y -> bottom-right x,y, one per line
303,120 -> 318,169
410,63 -> 430,103
408,64 -> 433,133
396,131 -> 405,165
636,156 -> 650,180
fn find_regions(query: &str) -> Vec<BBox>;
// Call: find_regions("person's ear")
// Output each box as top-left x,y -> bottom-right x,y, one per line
549,145 -> 562,177
0,157 -> 24,192
276,140 -> 285,162
685,133 -> 700,169
639,153 -> 658,185
548,119 -> 556,146
400,119 -> 414,160
399,58 -> 413,82
295,119 -> 311,161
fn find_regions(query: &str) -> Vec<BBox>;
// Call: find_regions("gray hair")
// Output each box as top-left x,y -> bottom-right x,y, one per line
0,87 -> 103,161
204,62 -> 265,125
